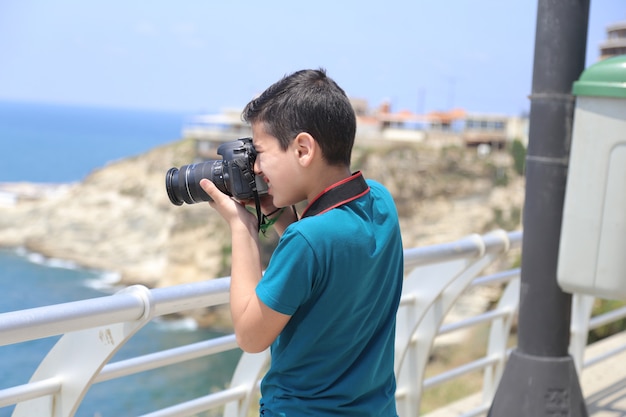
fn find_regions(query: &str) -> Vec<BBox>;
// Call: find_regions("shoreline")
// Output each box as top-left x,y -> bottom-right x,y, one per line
2,245 -> 123,291
0,245 -> 233,330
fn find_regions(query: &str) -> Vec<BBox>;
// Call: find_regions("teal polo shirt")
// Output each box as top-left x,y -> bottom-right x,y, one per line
256,180 -> 403,416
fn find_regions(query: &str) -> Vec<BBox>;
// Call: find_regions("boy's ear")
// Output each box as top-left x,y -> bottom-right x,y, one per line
293,132 -> 316,167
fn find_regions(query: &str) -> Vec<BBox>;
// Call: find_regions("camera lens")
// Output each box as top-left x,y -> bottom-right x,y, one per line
165,161 -> 227,205
165,167 -> 184,205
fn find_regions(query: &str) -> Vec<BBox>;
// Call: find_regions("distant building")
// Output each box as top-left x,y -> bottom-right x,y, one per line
181,108 -> 252,160
184,102 -> 529,158
356,103 -> 528,149
599,21 -> 626,60
462,114 -> 508,149
462,113 -> 528,149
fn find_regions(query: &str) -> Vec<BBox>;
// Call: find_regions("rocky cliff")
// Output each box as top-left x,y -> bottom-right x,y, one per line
0,138 -> 524,290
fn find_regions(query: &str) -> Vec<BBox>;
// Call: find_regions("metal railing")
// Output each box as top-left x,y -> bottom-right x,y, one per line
1,229 -> 625,417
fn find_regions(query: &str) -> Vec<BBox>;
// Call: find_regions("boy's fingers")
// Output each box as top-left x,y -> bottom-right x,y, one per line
199,179 -> 220,201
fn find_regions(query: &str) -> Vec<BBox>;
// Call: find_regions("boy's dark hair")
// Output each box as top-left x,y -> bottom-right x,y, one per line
242,68 -> 356,166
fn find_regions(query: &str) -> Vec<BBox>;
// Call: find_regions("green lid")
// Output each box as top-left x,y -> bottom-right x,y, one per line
573,54 -> 626,98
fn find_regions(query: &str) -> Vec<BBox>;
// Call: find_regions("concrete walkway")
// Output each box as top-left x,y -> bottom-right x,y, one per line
583,331 -> 626,416
423,331 -> 626,417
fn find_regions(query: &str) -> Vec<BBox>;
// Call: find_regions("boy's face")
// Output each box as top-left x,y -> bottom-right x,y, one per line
252,123 -> 305,208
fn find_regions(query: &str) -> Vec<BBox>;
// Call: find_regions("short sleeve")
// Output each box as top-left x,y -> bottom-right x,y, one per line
255,227 -> 317,316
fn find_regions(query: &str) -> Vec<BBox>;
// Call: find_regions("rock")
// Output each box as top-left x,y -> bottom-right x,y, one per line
0,138 -> 231,288
0,139 -> 525,291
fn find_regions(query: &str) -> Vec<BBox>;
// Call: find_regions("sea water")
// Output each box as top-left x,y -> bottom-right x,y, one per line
0,100 -> 190,183
0,102 -> 240,416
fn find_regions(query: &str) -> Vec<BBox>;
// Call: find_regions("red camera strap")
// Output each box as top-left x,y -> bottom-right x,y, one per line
301,171 -> 370,219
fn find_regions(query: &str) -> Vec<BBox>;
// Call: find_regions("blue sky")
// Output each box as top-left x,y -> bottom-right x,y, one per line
0,1 -> 624,116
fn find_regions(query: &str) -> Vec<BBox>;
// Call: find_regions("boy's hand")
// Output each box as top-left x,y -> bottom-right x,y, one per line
200,179 -> 256,231
238,193 -> 280,217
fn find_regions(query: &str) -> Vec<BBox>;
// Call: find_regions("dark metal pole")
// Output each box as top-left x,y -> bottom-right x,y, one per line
488,1 -> 590,416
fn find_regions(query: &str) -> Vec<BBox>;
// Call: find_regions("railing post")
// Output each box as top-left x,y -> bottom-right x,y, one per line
11,285 -> 154,417
569,294 -> 595,374
482,276 -> 520,404
395,232 -> 509,415
223,349 -> 270,417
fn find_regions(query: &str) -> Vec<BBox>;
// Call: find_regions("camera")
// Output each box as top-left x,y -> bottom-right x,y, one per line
165,137 -> 268,206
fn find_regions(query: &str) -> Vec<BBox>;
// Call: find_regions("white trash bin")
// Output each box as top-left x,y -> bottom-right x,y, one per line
558,54 -> 626,299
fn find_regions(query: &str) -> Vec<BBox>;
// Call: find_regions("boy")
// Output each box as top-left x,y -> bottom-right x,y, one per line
200,68 -> 403,416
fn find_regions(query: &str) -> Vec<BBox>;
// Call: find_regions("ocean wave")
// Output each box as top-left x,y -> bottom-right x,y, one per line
12,246 -> 123,293
83,271 -> 123,292
21,250 -> 80,270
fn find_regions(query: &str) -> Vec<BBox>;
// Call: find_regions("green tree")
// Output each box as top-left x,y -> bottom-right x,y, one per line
510,139 -> 527,176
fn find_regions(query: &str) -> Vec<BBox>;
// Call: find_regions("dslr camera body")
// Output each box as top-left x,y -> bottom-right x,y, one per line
166,137 -> 268,205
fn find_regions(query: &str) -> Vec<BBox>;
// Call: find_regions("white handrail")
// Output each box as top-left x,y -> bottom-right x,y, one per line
0,229 -> 624,417
94,335 -> 238,383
